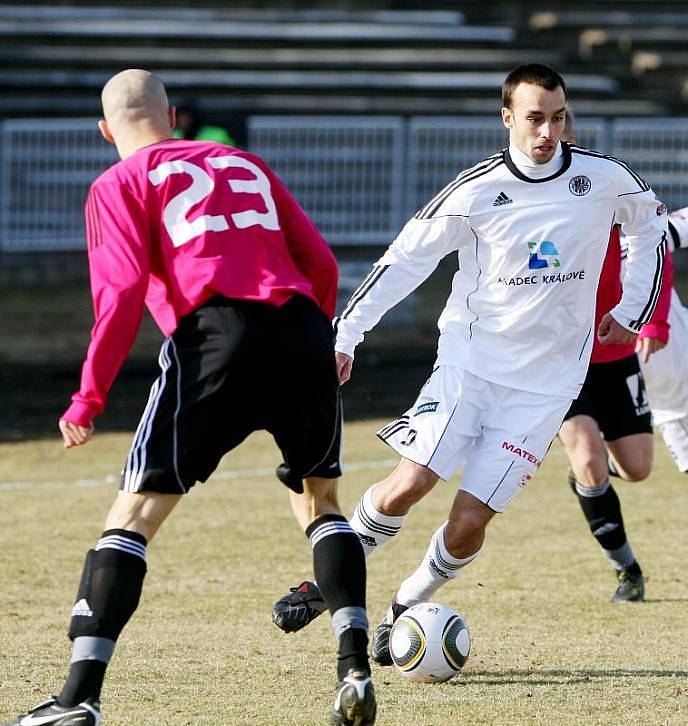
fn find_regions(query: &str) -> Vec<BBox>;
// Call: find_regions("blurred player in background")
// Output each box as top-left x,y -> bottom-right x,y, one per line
173,100 -> 244,147
3,70 -> 376,726
557,116 -> 673,603
272,64 -> 667,667
639,207 -> 688,473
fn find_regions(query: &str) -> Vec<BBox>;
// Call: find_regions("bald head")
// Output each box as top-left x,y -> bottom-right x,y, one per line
102,69 -> 169,124
99,69 -> 174,157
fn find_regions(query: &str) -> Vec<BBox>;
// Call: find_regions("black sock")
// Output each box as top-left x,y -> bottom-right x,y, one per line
59,529 -> 147,706
306,514 -> 369,679
571,478 -> 635,568
337,628 -> 370,680
58,660 -> 107,706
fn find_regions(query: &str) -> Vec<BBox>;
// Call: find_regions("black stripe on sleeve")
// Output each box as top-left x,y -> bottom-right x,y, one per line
340,264 -> 390,320
570,147 -> 649,192
668,220 -> 681,252
628,232 -> 666,329
415,154 -> 504,220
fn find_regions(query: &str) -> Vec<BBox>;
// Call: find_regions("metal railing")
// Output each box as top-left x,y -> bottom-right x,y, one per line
1,115 -> 687,251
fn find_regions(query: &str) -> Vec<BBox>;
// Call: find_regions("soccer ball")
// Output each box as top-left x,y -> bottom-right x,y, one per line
389,602 -> 470,683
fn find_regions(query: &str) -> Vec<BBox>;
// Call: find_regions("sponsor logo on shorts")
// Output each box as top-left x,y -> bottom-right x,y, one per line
519,472 -> 533,487
501,441 -> 541,467
626,373 -> 650,416
414,401 -> 439,416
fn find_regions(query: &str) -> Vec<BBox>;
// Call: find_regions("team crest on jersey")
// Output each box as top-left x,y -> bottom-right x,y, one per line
528,240 -> 560,269
569,175 -> 591,196
656,202 -> 667,216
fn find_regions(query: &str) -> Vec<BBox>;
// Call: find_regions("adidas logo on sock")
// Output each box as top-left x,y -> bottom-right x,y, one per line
71,598 -> 93,617
493,191 -> 513,206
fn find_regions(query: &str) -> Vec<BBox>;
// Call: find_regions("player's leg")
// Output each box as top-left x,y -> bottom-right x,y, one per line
292,475 -> 375,725
275,458 -> 438,634
268,296 -> 376,725
7,302 -> 260,725
5,491 -> 180,726
657,418 -> 688,473
273,365 -> 460,634
607,432 -> 653,481
57,491 -> 181,708
371,379 -> 570,666
559,415 -> 644,601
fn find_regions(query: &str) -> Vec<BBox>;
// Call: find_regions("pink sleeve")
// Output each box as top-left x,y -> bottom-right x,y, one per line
639,247 -> 674,343
61,183 -> 150,427
271,171 -> 339,318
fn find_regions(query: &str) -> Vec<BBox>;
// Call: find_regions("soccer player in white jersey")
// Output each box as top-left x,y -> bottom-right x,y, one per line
639,207 -> 688,473
272,63 -> 667,667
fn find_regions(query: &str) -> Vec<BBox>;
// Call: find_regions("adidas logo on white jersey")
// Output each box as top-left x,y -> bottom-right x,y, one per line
493,191 -> 513,206
71,598 -> 93,617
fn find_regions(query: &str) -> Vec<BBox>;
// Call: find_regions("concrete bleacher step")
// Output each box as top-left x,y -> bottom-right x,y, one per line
1,44 -> 564,73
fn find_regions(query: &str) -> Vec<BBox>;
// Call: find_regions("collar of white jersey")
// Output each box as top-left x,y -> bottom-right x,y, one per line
504,141 -> 572,183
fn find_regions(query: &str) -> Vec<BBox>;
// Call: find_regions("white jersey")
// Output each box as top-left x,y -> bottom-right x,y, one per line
336,142 -> 667,399
639,205 -> 688,424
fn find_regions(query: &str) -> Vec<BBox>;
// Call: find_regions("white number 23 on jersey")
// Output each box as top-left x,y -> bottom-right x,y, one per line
148,155 -> 280,248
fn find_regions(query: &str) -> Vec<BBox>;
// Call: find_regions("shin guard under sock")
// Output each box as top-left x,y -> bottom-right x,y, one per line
306,514 -> 369,678
572,479 -> 635,569
58,529 -> 147,706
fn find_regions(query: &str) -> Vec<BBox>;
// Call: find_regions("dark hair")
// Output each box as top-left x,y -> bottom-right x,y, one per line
501,63 -> 567,108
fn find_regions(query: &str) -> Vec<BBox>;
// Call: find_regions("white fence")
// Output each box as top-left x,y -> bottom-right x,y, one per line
1,116 -> 687,251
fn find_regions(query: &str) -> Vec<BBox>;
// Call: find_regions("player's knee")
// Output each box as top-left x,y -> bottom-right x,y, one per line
575,455 -> 610,487
620,460 -> 652,482
444,516 -> 484,559
378,467 -> 437,513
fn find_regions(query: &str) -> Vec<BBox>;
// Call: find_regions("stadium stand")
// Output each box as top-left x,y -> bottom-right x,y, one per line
2,0 -> 681,119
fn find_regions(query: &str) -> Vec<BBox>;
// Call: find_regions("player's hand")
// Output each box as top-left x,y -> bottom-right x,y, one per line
635,336 -> 666,363
335,352 -> 354,384
59,420 -> 94,449
597,313 -> 637,346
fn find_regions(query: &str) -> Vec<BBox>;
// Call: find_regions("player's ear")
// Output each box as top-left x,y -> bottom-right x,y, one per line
168,106 -> 176,132
98,119 -> 115,145
501,106 -> 513,131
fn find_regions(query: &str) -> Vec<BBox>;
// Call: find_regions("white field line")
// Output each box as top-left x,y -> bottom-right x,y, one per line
0,458 -> 399,493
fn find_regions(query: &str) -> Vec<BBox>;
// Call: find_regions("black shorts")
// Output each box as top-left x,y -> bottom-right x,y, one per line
120,295 -> 342,495
563,354 -> 652,441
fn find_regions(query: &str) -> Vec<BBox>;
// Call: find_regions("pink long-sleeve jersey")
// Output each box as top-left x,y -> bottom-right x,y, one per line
63,139 -> 338,427
592,224 -> 673,363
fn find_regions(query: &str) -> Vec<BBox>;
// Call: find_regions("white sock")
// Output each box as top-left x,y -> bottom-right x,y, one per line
395,522 -> 480,606
349,485 -> 407,558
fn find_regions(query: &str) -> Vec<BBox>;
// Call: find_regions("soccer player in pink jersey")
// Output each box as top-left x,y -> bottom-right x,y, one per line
3,70 -> 375,726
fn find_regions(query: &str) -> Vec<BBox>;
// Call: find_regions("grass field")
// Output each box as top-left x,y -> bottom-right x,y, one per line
0,421 -> 686,725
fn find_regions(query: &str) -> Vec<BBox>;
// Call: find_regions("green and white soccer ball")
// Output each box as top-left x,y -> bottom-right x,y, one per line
389,602 -> 470,683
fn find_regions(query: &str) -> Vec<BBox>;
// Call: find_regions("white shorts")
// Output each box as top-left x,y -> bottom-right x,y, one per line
377,366 -> 571,513
658,417 -> 688,472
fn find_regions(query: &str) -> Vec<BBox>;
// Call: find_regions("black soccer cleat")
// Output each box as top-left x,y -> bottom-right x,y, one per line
330,669 -> 376,726
371,600 -> 408,666
612,562 -> 645,602
272,580 -> 327,633
2,696 -> 101,726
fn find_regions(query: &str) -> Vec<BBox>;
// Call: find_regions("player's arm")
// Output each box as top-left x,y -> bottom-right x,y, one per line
266,163 -> 338,318
607,173 -> 667,341
334,210 -> 472,381
635,250 -> 673,362
667,207 -> 688,252
60,182 -> 150,446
